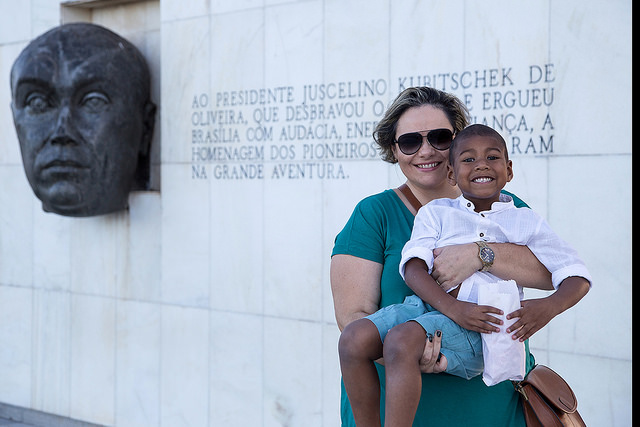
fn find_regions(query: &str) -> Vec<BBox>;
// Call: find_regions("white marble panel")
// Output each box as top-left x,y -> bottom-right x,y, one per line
322,324 -> 341,426
0,0 -> 31,42
69,294 -> 116,426
324,0 -> 389,82
116,300 -> 161,427
162,16 -> 212,164
0,165 -> 33,287
463,2 -> 549,66
321,255 -> 336,324
30,0 -> 60,36
120,192 -> 162,302
160,163 -> 210,307
210,0 -> 263,15
263,179 -> 324,320
264,1 -> 323,86
161,0 -> 210,22
32,210 -> 72,291
69,214 -> 126,298
0,286 -> 32,407
160,305 -> 209,427
209,311 -> 263,426
0,42 -> 25,165
468,8 -> 554,157
263,317 -> 323,427
389,0 -> 465,76
549,1 -> 631,156
547,155 -> 630,359
31,289 -> 71,416
550,351 -> 631,427
209,180 -> 265,314
92,0 -> 160,34
501,156 -> 550,216
210,8 -> 264,89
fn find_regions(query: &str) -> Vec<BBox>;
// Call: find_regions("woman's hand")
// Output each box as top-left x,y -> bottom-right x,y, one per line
433,243 -> 554,291
419,330 -> 447,373
431,244 -> 479,291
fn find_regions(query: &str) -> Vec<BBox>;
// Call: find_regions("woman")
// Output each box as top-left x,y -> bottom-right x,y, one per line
330,87 -> 553,426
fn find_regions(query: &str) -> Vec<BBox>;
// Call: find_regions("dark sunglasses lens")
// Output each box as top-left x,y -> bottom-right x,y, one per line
427,129 -> 453,150
397,133 -> 422,154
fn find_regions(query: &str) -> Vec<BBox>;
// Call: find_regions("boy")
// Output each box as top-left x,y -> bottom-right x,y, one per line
338,124 -> 591,426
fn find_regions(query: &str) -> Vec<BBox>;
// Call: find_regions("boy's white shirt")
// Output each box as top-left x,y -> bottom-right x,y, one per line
399,192 -> 592,386
399,193 -> 592,304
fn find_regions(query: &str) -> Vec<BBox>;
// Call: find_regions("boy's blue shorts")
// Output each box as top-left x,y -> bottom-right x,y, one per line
365,295 -> 483,379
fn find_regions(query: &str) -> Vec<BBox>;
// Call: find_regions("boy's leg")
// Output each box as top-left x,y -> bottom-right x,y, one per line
382,321 -> 428,427
338,318 -> 384,427
413,310 -> 483,380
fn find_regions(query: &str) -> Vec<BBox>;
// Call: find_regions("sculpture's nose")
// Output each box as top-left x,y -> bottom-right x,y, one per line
50,105 -> 77,146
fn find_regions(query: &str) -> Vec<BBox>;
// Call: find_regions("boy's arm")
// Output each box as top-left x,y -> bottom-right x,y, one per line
404,257 -> 503,334
506,276 -> 590,341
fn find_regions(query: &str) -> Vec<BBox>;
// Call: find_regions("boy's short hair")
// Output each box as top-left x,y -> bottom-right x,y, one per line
449,124 -> 509,164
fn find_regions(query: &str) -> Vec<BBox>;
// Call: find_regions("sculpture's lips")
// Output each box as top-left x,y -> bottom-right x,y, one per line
35,147 -> 90,173
38,158 -> 89,178
42,159 -> 85,169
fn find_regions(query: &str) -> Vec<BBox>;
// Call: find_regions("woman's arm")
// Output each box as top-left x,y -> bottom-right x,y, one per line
330,254 -> 383,331
431,243 -> 553,292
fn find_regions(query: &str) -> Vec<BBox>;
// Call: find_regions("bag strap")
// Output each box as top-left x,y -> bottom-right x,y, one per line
398,183 -> 423,214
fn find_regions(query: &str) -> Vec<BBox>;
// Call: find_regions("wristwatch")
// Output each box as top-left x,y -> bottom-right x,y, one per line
475,241 -> 494,272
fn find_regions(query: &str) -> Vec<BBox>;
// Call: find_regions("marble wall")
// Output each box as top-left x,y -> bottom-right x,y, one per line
0,0 -> 631,426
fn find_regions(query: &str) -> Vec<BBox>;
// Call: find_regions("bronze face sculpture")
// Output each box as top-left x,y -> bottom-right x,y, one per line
10,23 -> 156,217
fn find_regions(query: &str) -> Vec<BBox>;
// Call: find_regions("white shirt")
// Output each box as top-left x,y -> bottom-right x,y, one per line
399,194 -> 592,303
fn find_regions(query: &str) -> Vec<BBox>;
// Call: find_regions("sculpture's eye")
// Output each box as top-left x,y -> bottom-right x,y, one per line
24,92 -> 51,113
81,91 -> 110,112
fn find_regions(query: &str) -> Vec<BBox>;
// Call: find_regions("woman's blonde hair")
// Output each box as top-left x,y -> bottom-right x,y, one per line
373,87 -> 470,163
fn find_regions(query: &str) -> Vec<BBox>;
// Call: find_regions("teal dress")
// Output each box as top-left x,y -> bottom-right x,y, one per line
332,189 -> 534,427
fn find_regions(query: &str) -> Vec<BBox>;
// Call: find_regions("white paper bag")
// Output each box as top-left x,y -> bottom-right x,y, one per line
477,279 -> 526,386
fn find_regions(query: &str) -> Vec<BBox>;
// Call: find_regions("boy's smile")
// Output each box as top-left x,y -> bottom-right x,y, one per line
448,134 -> 513,212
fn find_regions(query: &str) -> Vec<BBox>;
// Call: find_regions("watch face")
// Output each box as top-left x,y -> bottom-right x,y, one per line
480,247 -> 494,263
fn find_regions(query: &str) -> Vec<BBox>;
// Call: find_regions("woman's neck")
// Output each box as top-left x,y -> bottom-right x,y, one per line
406,181 -> 461,206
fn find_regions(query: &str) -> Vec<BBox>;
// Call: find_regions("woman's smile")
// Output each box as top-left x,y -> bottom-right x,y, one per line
416,161 -> 441,170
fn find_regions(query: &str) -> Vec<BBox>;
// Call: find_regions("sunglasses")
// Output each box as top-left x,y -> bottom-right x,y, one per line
395,128 -> 454,155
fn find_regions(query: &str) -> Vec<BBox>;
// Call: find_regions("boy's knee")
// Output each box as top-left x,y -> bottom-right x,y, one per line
383,324 -> 417,363
338,319 -> 377,361
338,324 -> 357,358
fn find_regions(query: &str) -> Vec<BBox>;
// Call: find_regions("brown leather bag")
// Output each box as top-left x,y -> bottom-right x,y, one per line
513,364 -> 587,427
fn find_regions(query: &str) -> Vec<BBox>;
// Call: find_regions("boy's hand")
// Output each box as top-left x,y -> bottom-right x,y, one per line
449,300 -> 503,334
506,276 -> 590,341
506,298 -> 558,341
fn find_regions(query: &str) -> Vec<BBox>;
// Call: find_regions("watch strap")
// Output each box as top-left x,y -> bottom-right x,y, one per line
475,241 -> 494,272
